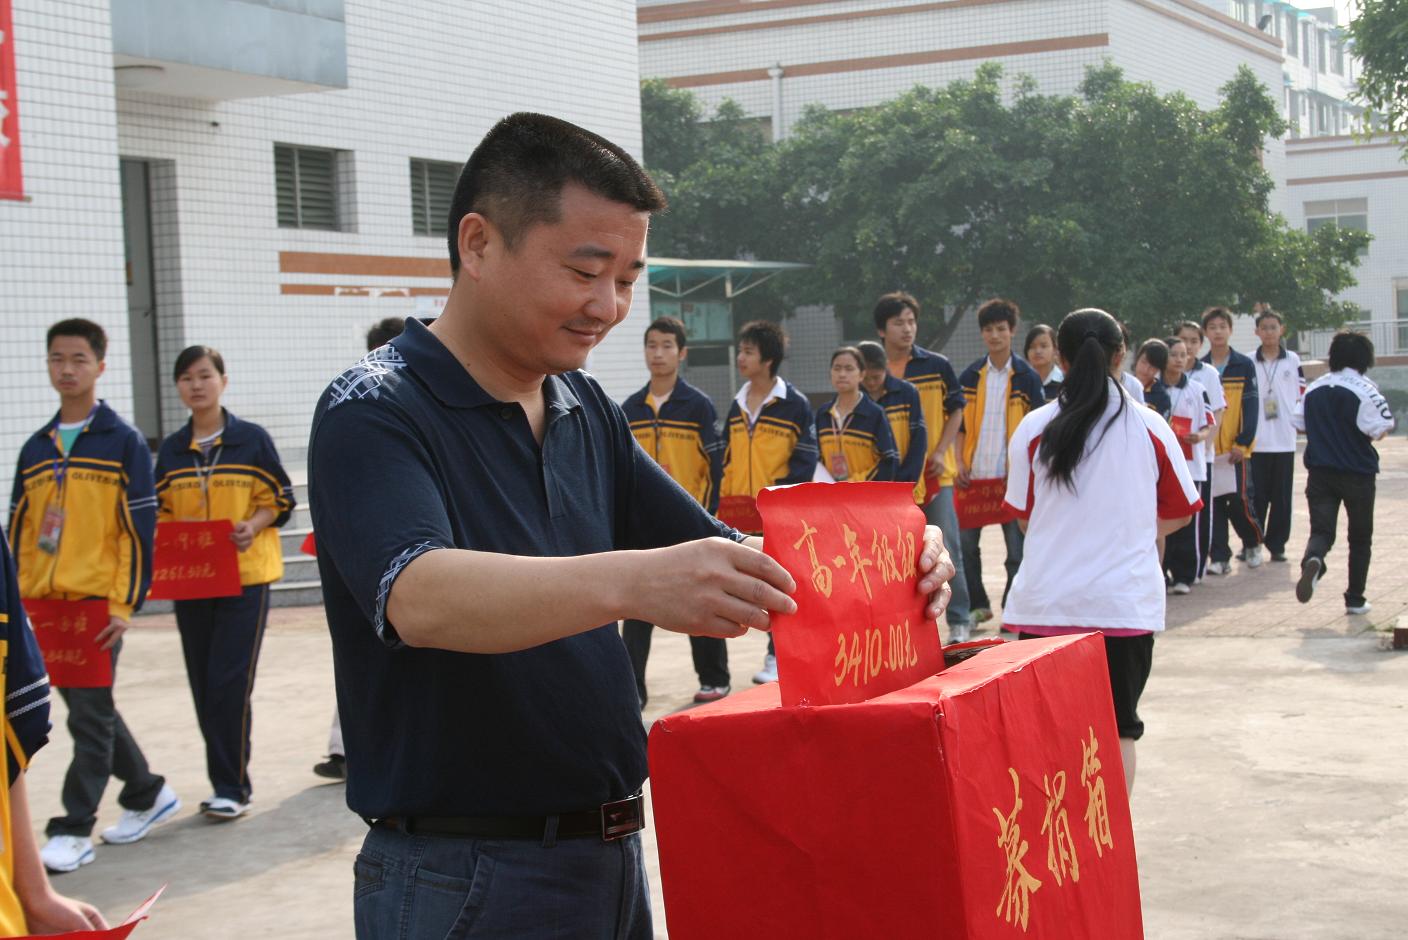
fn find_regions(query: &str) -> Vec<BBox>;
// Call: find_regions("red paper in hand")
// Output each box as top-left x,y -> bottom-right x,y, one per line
18,885 -> 166,938
147,521 -> 243,601
1170,415 -> 1194,460
955,477 -> 1015,529
300,531 -> 317,556
759,481 -> 942,707
716,495 -> 762,534
24,599 -> 113,688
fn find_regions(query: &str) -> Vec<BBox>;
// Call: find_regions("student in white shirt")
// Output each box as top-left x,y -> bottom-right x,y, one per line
1176,320 -> 1226,580
1003,309 -> 1201,796
1250,309 -> 1304,562
1160,336 -> 1215,593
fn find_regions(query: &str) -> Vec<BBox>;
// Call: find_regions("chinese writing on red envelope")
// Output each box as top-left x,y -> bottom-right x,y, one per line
23,598 -> 112,688
955,477 -> 1016,529
147,520 -> 242,601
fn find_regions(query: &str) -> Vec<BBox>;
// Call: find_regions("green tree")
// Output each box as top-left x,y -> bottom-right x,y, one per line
1347,0 -> 1408,148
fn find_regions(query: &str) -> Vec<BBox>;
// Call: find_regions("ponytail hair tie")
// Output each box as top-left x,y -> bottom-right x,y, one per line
1082,329 -> 1099,341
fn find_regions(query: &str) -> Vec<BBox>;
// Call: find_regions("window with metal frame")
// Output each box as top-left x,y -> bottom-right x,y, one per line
275,144 -> 340,230
410,159 -> 461,237
1305,198 -> 1368,257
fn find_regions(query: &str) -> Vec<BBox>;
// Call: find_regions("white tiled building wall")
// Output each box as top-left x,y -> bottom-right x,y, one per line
3,0 -> 653,498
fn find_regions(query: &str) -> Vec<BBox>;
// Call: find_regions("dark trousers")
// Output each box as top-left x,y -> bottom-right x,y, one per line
1302,467 -> 1376,607
621,620 -> 729,707
1251,451 -> 1296,555
47,643 -> 165,838
175,583 -> 271,802
1165,514 -> 1198,586
354,824 -> 651,939
1195,475 -> 1213,578
960,520 -> 1024,611
1212,459 -> 1262,562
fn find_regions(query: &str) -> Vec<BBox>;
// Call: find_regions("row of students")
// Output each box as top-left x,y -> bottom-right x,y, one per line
6,320 -> 293,875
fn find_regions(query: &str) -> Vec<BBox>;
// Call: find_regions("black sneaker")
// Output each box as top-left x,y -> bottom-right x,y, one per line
1270,552 -> 1288,563
1296,557 -> 1322,604
313,754 -> 346,780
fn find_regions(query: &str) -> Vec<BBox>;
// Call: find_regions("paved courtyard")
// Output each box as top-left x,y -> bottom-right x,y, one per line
23,442 -> 1408,938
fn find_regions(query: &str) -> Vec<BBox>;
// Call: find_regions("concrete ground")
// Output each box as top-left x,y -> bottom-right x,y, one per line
24,441 -> 1408,938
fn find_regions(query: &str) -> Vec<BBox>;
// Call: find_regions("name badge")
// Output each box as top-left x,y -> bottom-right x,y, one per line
1264,397 -> 1280,420
828,452 -> 850,481
37,504 -> 65,555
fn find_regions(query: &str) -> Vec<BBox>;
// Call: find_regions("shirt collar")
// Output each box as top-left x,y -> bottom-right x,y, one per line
179,408 -> 249,452
1255,345 -> 1288,362
986,355 -> 1012,374
734,375 -> 787,410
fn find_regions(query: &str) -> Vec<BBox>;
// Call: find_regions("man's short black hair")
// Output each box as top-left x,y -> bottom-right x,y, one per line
644,316 -> 687,349
447,113 -> 667,276
872,291 -> 920,332
856,340 -> 887,371
1201,306 -> 1234,330
739,320 -> 786,378
47,318 -> 107,360
1254,308 -> 1284,327
977,298 -> 1020,330
1328,331 -> 1375,374
366,317 -> 405,351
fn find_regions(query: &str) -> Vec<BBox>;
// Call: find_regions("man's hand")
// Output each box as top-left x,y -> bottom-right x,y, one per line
94,615 -> 128,651
1228,446 -> 1246,464
231,520 -> 257,552
634,538 -> 798,640
925,451 -> 945,477
918,524 -> 956,622
956,461 -> 972,488
22,888 -> 108,933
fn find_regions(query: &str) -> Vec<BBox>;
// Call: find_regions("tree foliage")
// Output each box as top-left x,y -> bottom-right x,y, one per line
640,65 -> 1368,346
1347,0 -> 1408,147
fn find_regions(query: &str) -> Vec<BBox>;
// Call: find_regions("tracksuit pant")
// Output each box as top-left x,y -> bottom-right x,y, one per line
1251,451 -> 1296,556
1302,467 -> 1376,608
960,519 -> 1024,612
1212,460 -> 1263,562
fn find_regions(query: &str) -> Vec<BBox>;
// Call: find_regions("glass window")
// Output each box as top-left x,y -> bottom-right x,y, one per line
1306,199 -> 1369,257
274,144 -> 341,231
1285,13 -> 1298,53
1317,30 -> 1328,73
1397,285 -> 1408,319
409,159 -> 461,237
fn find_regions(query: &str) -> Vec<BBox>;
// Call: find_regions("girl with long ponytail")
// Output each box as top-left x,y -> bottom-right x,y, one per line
1000,309 -> 1202,797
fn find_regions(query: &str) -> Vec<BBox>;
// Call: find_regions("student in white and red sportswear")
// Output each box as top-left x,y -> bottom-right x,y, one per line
1160,335 -> 1215,593
1003,309 -> 1201,797
1176,320 -> 1226,580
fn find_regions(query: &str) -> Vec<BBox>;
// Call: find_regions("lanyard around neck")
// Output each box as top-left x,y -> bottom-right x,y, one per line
50,405 -> 99,496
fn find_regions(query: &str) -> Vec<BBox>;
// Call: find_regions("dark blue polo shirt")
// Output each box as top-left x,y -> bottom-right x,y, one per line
308,318 -> 740,819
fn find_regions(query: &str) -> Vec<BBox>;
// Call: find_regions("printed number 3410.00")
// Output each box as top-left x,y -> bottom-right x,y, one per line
834,620 -> 920,687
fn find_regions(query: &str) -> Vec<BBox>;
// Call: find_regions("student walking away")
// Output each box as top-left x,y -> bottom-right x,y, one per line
1003,309 -> 1200,797
815,347 -> 899,484
1201,306 -> 1264,572
1025,325 -> 1063,400
8,319 -> 178,874
0,536 -> 109,932
1293,331 -> 1394,614
1250,309 -> 1304,562
1176,320 -> 1226,580
858,341 -> 927,490
314,317 -> 407,782
1114,321 -> 1147,404
1133,339 -> 1172,419
956,298 -> 1045,626
155,346 -> 296,821
719,319 -> 819,685
308,114 -> 958,940
621,317 -> 730,706
1161,336 -> 1215,594
876,293 -> 972,642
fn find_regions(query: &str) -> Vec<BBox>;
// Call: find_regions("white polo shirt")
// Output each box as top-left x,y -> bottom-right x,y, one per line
1002,386 -> 1201,634
1165,374 -> 1214,482
1253,347 -> 1304,453
1187,360 -> 1226,413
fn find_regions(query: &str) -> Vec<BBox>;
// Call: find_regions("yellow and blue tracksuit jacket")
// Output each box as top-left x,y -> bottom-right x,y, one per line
902,344 -> 964,496
155,410 -> 295,587
1202,348 -> 1259,456
720,379 -> 819,501
958,354 -> 1046,471
0,536 -> 51,935
622,379 -> 722,514
874,372 -> 928,498
816,394 -> 899,482
9,401 -> 155,621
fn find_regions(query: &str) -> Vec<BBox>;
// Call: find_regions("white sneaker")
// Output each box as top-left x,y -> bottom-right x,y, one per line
100,783 -> 181,845
948,622 -> 972,644
1245,546 -> 1264,568
1206,561 -> 1231,576
40,835 -> 95,873
1170,582 -> 1191,595
752,654 -> 778,685
202,796 -> 249,821
1346,601 -> 1372,616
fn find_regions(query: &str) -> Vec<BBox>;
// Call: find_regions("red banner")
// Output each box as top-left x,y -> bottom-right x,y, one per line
650,634 -> 1143,939
956,476 -> 1016,529
147,521 -> 242,601
24,599 -> 112,688
716,494 -> 762,534
759,481 -> 942,707
0,0 -> 24,201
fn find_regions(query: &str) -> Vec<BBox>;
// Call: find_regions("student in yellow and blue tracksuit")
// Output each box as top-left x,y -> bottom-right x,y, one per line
817,347 -> 899,484
721,320 -> 818,684
858,341 -> 926,490
155,346 -> 295,822
955,299 -> 1046,621
620,317 -> 731,707
1200,306 -> 1263,572
0,533 -> 110,933
9,319 -> 177,875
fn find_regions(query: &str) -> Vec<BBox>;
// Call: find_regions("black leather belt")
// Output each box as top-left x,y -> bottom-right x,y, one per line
368,793 -> 645,842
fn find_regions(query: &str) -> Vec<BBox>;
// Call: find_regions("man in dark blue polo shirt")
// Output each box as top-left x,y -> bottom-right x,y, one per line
309,113 -> 955,939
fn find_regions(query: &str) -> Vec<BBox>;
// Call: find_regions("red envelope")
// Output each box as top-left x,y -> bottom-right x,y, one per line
716,494 -> 762,534
147,521 -> 243,601
1170,415 -> 1194,460
956,477 -> 1016,529
759,481 -> 943,707
18,885 -> 165,938
23,599 -> 112,688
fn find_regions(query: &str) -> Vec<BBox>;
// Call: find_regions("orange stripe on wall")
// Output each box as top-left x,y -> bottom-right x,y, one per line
279,251 -> 451,279
1286,169 -> 1408,186
280,284 -> 451,297
642,0 -> 1021,42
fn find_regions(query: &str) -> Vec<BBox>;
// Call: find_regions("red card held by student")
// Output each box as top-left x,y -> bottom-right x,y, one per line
18,885 -> 166,938
23,599 -> 112,689
758,481 -> 942,707
147,520 -> 242,601
1170,415 -> 1194,460
716,494 -> 762,534
955,476 -> 1015,529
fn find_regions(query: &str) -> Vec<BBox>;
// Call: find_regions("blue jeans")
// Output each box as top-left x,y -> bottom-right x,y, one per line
924,486 -> 971,627
354,824 -> 652,939
960,519 -> 1024,612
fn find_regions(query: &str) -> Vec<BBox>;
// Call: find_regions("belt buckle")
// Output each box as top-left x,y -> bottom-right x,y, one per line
600,793 -> 643,842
